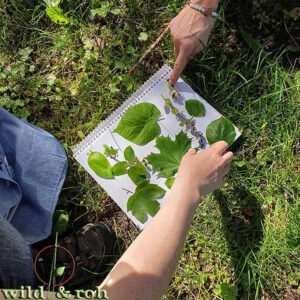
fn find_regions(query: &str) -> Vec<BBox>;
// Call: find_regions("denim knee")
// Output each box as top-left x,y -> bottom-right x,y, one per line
0,215 -> 35,288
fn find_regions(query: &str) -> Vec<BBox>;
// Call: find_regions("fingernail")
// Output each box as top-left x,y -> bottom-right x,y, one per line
188,148 -> 196,155
168,79 -> 175,86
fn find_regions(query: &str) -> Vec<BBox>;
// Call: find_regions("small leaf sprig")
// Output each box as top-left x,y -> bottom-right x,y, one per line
103,144 -> 118,158
162,95 -> 205,149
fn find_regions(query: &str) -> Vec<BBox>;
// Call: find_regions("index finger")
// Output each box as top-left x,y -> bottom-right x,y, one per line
169,50 -> 189,86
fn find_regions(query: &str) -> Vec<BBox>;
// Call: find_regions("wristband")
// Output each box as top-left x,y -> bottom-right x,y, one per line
189,2 -> 220,18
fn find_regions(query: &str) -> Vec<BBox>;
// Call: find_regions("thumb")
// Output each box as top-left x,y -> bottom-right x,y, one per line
169,49 -> 189,86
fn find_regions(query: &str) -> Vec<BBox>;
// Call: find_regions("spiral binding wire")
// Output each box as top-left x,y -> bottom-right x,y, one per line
73,64 -> 172,158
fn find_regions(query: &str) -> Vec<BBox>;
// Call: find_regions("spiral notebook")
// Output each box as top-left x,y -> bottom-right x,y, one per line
73,64 -> 241,229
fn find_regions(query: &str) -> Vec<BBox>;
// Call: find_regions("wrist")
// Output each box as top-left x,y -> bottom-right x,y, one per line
171,176 -> 202,207
190,0 -> 219,10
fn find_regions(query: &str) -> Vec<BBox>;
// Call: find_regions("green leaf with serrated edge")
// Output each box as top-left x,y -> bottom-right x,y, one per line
124,146 -> 136,163
127,181 -> 165,223
114,102 -> 161,145
112,161 -> 128,176
165,177 -> 175,189
146,131 -> 192,178
128,163 -> 147,186
88,152 -> 113,179
55,266 -> 65,277
185,99 -> 206,117
206,117 -> 236,146
46,6 -> 71,24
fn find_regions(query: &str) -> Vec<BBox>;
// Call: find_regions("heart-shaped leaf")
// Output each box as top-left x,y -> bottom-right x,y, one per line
185,99 -> 206,117
206,117 -> 236,146
114,102 -> 161,145
88,152 -> 113,179
127,181 -> 165,223
112,161 -> 128,176
128,163 -> 147,186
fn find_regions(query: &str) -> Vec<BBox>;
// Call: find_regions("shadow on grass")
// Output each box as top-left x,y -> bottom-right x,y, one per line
214,187 -> 265,298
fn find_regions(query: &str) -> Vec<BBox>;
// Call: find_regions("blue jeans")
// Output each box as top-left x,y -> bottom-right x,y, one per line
0,214 -> 35,288
0,109 -> 68,244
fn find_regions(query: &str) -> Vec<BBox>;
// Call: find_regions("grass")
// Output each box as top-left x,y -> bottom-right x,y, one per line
0,0 -> 299,299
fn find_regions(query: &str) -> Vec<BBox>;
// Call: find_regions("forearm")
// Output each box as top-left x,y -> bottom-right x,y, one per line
100,181 -> 200,300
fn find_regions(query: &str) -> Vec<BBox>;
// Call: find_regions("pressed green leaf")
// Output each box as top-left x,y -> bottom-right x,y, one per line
124,146 -> 136,163
112,161 -> 128,176
127,181 -> 165,223
185,99 -> 206,117
46,6 -> 71,24
88,152 -> 113,179
55,266 -> 66,277
128,163 -> 147,186
52,210 -> 69,235
206,117 -> 236,146
114,102 -> 161,145
165,177 -> 175,189
146,131 -> 192,178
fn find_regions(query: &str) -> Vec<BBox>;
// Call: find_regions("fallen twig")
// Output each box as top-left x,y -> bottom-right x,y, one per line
129,24 -> 170,75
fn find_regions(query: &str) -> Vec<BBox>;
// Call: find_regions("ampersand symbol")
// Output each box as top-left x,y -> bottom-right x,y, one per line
56,286 -> 71,299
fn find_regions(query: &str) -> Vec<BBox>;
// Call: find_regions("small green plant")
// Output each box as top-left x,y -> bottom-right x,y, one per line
55,266 -> 65,277
52,210 -> 69,236
46,6 -> 72,25
103,144 -> 118,158
217,283 -> 238,300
